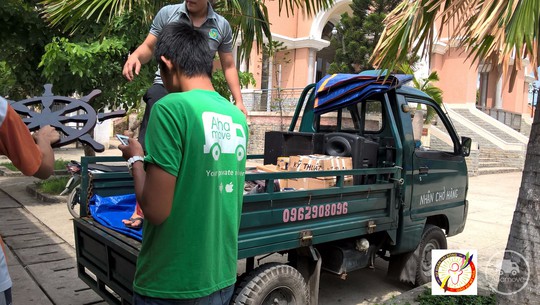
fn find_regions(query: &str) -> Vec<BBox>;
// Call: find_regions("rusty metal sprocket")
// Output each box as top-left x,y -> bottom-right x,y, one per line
10,84 -> 125,152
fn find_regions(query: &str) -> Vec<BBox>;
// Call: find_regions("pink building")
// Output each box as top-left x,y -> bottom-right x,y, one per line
237,0 -> 536,129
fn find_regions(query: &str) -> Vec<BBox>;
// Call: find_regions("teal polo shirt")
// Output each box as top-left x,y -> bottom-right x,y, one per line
150,2 -> 233,84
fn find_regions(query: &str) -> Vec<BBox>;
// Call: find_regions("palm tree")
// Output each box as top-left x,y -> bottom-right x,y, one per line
40,0 -> 333,59
372,0 -> 539,302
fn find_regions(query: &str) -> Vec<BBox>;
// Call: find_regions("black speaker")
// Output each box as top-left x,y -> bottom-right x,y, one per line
324,133 -> 379,184
263,131 -> 325,165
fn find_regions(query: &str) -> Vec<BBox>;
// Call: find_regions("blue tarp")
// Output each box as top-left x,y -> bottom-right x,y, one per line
313,73 -> 413,114
89,194 -> 143,241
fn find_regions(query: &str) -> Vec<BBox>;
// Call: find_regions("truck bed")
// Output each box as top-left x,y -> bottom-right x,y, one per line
74,156 -> 401,304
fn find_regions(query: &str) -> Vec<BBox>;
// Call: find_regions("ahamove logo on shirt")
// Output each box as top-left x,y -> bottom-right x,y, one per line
202,112 -> 246,161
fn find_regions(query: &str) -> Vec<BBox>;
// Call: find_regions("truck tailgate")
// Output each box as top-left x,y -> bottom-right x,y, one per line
74,217 -> 140,304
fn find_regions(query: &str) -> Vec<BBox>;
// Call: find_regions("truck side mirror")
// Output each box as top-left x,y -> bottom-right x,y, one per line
461,137 -> 472,157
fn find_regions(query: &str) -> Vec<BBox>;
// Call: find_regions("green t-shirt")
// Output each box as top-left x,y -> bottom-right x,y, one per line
133,90 -> 248,299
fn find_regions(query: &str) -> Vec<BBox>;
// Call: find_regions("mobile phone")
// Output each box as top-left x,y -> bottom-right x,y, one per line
116,134 -> 129,146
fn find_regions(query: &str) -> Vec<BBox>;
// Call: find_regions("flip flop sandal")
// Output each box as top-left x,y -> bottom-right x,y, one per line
124,217 -> 144,230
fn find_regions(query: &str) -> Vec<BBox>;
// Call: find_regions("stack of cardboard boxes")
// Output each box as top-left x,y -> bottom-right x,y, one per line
260,154 -> 353,190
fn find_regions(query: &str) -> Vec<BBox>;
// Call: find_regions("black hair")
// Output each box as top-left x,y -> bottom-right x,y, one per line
154,22 -> 213,78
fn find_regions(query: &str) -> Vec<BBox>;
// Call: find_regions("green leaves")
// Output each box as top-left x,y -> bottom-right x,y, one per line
39,34 -> 153,110
212,70 -> 256,100
330,0 -> 399,74
397,63 -> 443,124
372,0 -> 540,89
40,0 -> 169,35
40,0 -> 334,60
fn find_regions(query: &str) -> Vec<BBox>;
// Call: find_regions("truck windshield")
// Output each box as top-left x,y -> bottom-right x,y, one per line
316,96 -> 384,135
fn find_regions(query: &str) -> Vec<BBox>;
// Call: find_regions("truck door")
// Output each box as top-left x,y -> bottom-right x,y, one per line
406,98 -> 468,236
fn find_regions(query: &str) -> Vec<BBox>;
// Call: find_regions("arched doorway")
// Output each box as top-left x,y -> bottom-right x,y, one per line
310,0 -> 352,81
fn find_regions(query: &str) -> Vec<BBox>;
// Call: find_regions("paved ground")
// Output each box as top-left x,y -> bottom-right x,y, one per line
0,144 -> 522,304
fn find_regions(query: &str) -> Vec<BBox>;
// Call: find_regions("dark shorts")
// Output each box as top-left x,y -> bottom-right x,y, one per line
133,285 -> 234,305
139,83 -> 168,151
0,288 -> 12,305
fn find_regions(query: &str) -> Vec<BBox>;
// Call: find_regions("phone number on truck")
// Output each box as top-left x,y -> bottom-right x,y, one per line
283,202 -> 349,223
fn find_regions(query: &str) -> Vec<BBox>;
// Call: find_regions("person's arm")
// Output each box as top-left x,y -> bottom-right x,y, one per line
0,102 -> 59,179
32,125 -> 60,179
140,163 -> 175,225
219,51 -> 248,116
122,34 -> 158,81
0,235 -> 6,262
119,138 -> 176,226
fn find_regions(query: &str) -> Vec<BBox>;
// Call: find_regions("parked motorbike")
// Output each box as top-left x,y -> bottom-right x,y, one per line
62,160 -> 127,218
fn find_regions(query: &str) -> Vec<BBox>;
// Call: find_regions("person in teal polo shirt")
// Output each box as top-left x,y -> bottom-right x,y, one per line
123,0 -> 247,150
122,0 -> 247,229
119,22 -> 248,304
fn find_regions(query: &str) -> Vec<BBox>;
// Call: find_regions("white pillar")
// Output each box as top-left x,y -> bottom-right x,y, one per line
308,48 -> 316,84
93,119 -> 112,150
267,56 -> 274,112
495,73 -> 503,109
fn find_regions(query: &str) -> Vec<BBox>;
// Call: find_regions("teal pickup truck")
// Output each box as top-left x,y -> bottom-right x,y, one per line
73,73 -> 471,305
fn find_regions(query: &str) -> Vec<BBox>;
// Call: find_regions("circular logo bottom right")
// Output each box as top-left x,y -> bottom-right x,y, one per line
484,250 -> 530,295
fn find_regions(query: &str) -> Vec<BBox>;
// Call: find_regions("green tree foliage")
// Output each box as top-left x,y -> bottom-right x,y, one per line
39,7 -> 155,110
0,0 -> 153,109
398,64 -> 443,124
40,0 -> 334,62
328,0 -> 400,74
0,62 -> 16,98
212,70 -> 256,101
0,0 -> 60,99
371,0 -> 540,86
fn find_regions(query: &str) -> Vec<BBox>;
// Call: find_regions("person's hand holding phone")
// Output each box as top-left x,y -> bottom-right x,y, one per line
116,134 -> 144,160
116,134 -> 129,146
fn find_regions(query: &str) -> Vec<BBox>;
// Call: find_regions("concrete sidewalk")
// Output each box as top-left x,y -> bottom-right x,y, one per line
0,177 -> 105,304
0,144 -> 523,304
0,143 -> 122,305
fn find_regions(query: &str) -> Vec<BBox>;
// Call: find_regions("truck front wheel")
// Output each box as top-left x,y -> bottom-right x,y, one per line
232,263 -> 309,305
387,224 -> 447,286
416,224 -> 447,285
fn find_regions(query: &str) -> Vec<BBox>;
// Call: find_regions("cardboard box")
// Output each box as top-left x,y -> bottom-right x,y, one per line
276,157 -> 290,170
286,177 -> 334,190
256,164 -> 289,189
256,157 -> 353,191
289,154 -> 352,172
285,176 -> 353,190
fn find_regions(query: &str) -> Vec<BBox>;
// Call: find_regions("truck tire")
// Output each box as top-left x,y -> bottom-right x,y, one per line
415,224 -> 447,285
232,263 -> 309,305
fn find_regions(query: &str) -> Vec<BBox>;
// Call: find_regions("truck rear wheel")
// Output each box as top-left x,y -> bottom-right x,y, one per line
416,224 -> 447,285
232,263 -> 309,305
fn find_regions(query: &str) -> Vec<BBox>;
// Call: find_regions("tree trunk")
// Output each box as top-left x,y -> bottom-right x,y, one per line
83,131 -> 96,157
498,108 -> 540,302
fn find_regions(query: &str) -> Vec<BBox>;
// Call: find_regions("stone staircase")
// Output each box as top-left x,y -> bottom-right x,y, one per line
445,106 -> 527,175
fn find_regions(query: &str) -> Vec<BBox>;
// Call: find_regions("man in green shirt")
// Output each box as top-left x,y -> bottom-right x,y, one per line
119,22 -> 248,304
